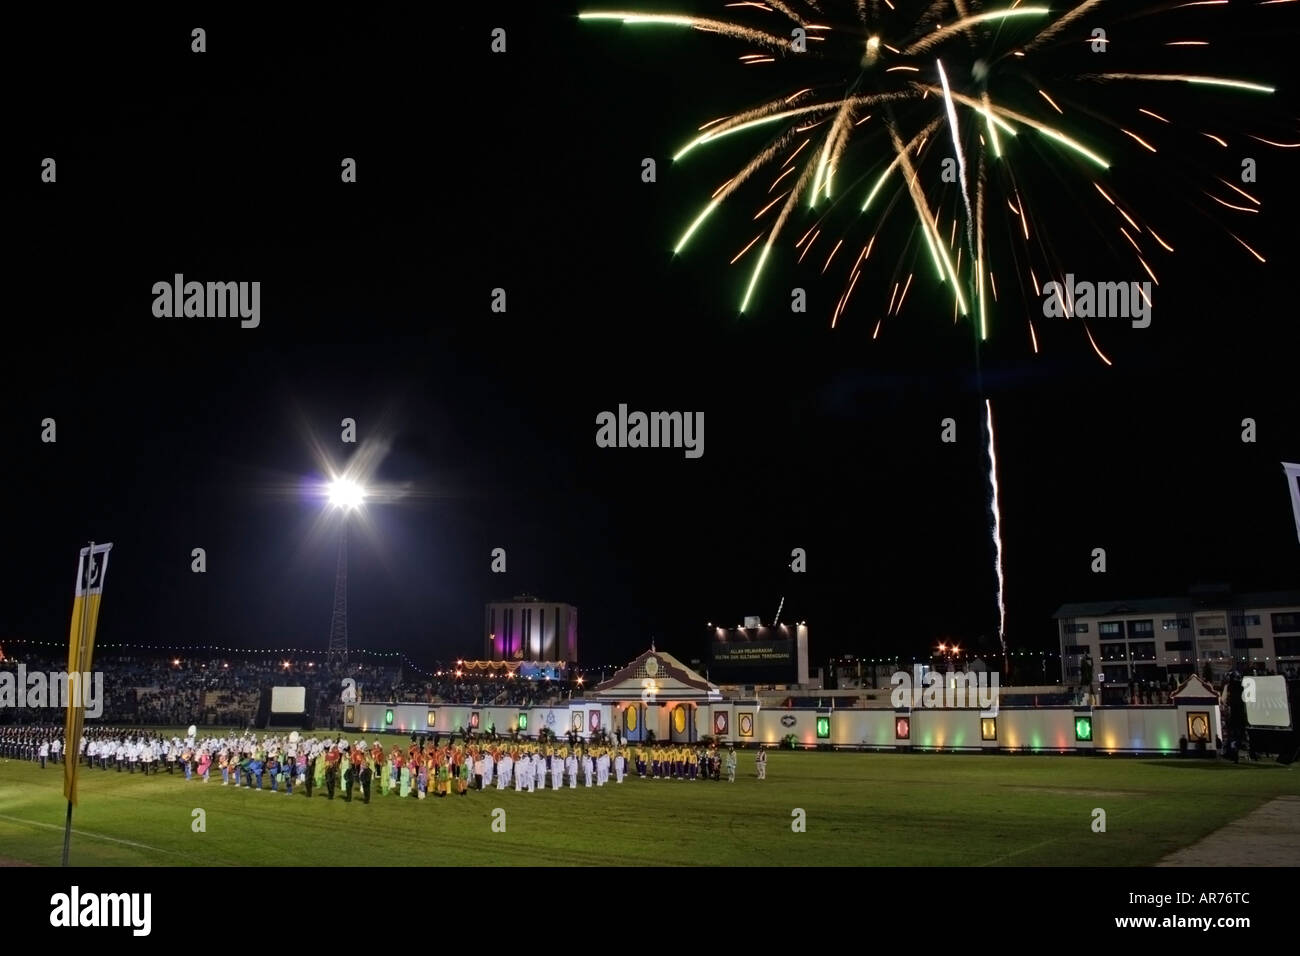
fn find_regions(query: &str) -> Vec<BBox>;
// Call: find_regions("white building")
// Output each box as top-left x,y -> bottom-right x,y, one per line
1055,588 -> 1300,695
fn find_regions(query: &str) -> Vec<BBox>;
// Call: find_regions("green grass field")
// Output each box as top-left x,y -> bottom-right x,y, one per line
1,735 -> 1296,866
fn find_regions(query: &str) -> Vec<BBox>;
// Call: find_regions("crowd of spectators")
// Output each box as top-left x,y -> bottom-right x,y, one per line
0,649 -> 399,726
385,676 -> 567,707
0,648 -> 579,726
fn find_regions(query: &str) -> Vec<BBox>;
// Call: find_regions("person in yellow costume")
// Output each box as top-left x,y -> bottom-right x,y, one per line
439,755 -> 453,796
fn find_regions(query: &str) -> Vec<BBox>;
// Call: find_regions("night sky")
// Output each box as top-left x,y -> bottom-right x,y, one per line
7,3 -> 1299,672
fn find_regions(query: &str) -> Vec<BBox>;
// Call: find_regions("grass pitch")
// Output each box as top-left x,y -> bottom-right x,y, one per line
1,736 -> 1296,866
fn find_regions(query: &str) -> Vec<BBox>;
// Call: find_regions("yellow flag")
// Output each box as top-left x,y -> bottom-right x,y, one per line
64,543 -> 112,806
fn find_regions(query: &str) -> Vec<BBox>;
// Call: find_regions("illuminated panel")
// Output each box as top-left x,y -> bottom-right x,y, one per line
1074,716 -> 1092,741
895,716 -> 911,740
384,709 -> 394,726
518,712 -> 529,731
981,717 -> 997,741
816,716 -> 830,739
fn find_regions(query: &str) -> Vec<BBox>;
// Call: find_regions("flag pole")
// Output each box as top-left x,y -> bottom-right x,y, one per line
61,540 -> 93,867
60,791 -> 74,866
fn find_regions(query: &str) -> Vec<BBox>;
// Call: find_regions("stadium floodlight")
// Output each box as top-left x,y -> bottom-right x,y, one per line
327,477 -> 367,511
323,475 -> 369,663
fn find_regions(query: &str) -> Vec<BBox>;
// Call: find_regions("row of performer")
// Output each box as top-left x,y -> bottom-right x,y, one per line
4,728 -> 772,801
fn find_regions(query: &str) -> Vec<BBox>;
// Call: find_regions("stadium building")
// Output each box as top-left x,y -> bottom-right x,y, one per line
484,595 -> 577,663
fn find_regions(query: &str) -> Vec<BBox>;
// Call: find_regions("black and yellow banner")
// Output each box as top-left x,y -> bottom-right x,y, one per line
64,543 -> 112,806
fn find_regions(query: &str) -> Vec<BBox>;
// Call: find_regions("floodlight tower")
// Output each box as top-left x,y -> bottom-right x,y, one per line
326,478 -> 366,663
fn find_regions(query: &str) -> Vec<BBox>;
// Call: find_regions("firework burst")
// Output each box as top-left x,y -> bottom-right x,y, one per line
582,1 -> 1293,358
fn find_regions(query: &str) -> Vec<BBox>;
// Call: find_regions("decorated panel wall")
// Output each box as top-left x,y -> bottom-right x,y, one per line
344,701 -> 1198,754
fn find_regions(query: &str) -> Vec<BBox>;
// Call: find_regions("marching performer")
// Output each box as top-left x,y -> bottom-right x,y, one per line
386,745 -> 400,796
497,750 -> 512,790
399,752 -> 412,798
325,746 -> 341,799
313,744 -> 327,793
439,755 -> 452,797
550,750 -> 564,790
359,754 -> 373,803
